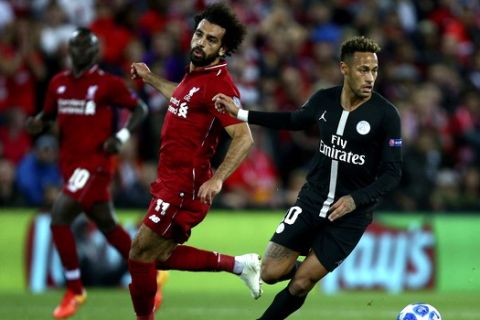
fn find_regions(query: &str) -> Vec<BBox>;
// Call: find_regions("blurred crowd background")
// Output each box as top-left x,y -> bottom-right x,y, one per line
0,0 -> 479,212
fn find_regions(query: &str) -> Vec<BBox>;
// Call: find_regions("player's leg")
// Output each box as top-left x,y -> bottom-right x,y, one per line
258,214 -> 370,320
87,201 -> 131,259
156,244 -> 242,273
128,224 -> 177,319
260,203 -> 315,285
260,241 -> 301,284
257,251 -> 328,320
50,192 -> 87,319
152,196 -> 262,299
87,201 -> 167,312
156,244 -> 262,299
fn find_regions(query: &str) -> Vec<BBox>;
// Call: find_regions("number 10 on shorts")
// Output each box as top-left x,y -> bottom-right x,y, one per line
67,168 -> 90,192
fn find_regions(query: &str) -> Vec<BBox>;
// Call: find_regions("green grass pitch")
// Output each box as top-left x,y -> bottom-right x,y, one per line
1,288 -> 479,319
0,210 -> 479,319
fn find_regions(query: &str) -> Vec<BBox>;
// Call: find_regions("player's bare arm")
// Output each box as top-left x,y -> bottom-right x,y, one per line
327,195 -> 356,222
130,62 -> 178,99
212,93 -> 240,118
103,100 -> 148,154
198,122 -> 253,204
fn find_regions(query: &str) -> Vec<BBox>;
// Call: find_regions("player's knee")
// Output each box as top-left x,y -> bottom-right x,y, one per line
50,209 -> 71,225
50,214 -> 65,225
260,270 -> 277,285
289,276 -> 316,296
129,237 -> 154,261
260,262 -> 281,284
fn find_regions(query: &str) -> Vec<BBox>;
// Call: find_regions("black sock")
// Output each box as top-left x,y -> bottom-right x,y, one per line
257,287 -> 307,320
277,260 -> 301,282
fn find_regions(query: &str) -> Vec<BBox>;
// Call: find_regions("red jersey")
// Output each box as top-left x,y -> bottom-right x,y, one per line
43,65 -> 138,176
151,62 -> 242,197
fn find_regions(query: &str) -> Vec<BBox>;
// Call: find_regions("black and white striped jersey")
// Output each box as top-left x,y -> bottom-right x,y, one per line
248,86 -> 402,215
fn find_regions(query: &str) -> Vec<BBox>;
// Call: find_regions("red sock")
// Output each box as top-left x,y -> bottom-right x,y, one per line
51,225 -> 83,294
157,245 -> 235,272
128,259 -> 157,317
104,224 -> 131,260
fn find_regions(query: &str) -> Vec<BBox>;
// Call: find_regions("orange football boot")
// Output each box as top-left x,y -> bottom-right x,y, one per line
52,289 -> 87,319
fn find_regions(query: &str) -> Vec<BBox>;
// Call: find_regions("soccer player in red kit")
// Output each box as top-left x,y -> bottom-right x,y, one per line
26,28 -> 167,319
128,4 -> 262,320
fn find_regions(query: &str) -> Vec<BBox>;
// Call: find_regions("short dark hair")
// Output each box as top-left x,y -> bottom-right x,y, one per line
194,3 -> 246,56
340,36 -> 381,62
69,27 -> 99,52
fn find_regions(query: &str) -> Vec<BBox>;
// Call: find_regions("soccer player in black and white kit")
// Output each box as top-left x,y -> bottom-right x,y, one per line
213,36 -> 403,319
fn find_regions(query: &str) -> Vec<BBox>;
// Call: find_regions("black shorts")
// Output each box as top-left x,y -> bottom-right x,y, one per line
270,194 -> 372,272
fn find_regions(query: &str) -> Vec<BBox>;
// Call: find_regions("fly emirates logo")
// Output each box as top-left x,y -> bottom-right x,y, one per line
319,134 -> 365,165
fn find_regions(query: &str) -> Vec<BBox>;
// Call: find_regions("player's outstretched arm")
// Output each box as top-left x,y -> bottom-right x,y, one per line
130,62 -> 178,99
213,93 -> 311,130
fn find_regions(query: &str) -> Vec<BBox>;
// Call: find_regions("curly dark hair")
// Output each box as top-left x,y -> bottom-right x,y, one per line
194,3 -> 246,56
340,36 -> 381,62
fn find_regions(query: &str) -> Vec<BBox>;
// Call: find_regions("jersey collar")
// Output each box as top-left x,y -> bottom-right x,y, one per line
188,61 -> 227,74
66,64 -> 99,78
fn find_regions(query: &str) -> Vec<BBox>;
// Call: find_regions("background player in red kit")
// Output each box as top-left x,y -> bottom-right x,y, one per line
25,28 -> 168,319
128,4 -> 261,320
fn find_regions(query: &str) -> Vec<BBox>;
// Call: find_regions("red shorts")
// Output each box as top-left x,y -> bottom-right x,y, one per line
62,166 -> 112,212
143,189 -> 210,244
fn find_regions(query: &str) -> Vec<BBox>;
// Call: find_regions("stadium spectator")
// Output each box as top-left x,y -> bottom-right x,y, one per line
0,158 -> 21,206
15,134 -> 61,206
221,127 -> 280,209
137,0 -> 168,44
90,0 -> 134,75
38,1 -> 76,77
39,1 -> 76,58
0,107 -> 31,164
213,36 -> 402,319
25,28 -> 166,319
444,89 -> 480,167
127,4 -> 261,320
0,18 -> 46,116
113,138 -> 151,208
0,0 -> 13,31
394,127 -> 442,211
56,0 -> 95,28
458,166 -> 480,211
430,169 -> 461,211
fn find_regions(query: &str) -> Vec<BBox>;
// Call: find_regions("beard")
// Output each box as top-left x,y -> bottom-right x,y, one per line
190,47 -> 220,67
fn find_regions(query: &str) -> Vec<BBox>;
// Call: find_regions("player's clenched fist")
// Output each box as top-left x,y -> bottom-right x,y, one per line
212,93 -> 239,118
130,62 -> 151,80
25,116 -> 44,135
103,136 -> 122,154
